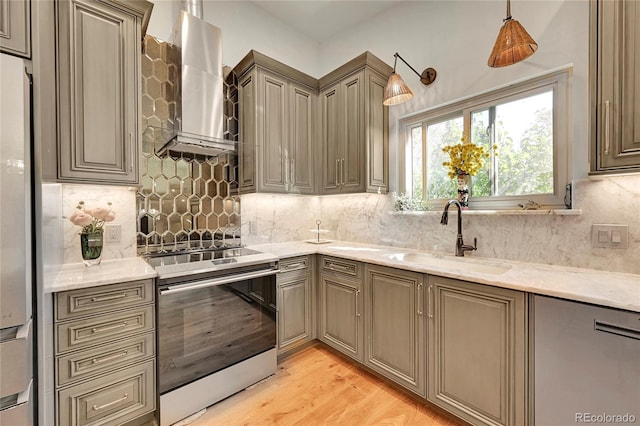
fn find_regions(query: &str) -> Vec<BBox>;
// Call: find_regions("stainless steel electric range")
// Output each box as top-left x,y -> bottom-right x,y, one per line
145,247 -> 278,426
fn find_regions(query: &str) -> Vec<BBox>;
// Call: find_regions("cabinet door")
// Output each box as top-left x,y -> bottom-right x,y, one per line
318,272 -> 363,362
288,82 -> 315,194
593,0 -> 640,171
365,70 -> 389,193
56,0 -> 139,184
340,71 -> 365,193
364,265 -> 425,396
277,272 -> 312,355
320,83 -> 341,194
256,70 -> 288,193
238,71 -> 257,193
427,276 -> 527,426
0,0 -> 31,58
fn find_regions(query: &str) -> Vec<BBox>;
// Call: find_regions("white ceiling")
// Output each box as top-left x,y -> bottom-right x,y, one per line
249,1 -> 402,42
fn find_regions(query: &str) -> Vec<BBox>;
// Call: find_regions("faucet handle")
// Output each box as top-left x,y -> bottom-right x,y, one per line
461,238 -> 477,254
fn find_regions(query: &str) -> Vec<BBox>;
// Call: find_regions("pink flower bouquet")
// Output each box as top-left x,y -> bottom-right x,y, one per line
69,201 -> 116,234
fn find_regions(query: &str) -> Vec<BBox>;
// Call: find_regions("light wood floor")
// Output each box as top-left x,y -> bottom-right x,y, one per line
188,344 -> 461,426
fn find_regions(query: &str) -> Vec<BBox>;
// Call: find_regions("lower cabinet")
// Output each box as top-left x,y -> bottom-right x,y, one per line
277,256 -> 314,356
54,280 -> 156,426
427,275 -> 527,426
364,265 -> 426,397
318,256 -> 364,362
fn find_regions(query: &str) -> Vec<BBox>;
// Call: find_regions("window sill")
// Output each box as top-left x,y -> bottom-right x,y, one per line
390,209 -> 582,216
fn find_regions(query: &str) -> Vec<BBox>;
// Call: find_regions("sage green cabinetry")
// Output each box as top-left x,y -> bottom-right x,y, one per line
364,264 -> 426,397
236,51 -> 317,194
427,275 -> 527,426
0,0 -> 31,57
318,256 -> 364,362
54,279 -> 156,426
277,256 -> 314,357
319,53 -> 391,194
590,0 -> 640,172
55,0 -> 152,185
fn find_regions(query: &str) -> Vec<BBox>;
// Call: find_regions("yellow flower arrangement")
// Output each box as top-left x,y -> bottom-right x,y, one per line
442,136 -> 497,179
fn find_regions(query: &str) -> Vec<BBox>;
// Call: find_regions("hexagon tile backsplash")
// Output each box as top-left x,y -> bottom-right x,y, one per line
137,35 -> 240,254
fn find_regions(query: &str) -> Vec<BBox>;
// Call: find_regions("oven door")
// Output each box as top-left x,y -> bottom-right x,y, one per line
157,267 -> 277,395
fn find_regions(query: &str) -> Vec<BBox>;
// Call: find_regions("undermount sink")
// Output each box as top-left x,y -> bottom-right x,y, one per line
386,252 -> 511,275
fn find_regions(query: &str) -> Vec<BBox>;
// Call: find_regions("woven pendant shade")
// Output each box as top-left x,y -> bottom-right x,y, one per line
383,73 -> 414,106
487,18 -> 538,67
488,0 -> 538,68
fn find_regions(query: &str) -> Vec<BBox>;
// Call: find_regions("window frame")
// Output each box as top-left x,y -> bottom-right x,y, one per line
399,67 -> 572,210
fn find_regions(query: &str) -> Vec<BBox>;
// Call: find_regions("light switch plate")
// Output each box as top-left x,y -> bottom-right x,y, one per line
105,224 -> 121,243
591,224 -> 628,249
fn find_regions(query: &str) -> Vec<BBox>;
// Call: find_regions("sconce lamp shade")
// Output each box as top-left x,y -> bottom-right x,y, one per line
383,73 -> 414,106
487,18 -> 538,67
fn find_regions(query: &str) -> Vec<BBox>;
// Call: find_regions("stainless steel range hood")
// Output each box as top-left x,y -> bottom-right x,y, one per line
157,1 -> 235,157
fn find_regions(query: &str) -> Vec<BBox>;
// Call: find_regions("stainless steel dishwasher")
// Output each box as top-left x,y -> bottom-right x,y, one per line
534,295 -> 640,425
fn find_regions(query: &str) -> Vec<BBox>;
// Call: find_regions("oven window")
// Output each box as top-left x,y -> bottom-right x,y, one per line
158,275 -> 276,394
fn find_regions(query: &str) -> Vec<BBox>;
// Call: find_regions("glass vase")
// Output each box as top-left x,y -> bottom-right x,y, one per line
80,230 -> 103,266
456,173 -> 470,209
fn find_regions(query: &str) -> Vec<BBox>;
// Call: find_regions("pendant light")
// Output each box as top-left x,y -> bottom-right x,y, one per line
383,53 -> 437,106
487,0 -> 538,67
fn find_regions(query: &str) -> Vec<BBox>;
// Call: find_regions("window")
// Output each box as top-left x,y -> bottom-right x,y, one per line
400,67 -> 571,209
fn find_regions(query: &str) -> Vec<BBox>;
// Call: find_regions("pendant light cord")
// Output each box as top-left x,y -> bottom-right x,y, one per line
504,0 -> 512,21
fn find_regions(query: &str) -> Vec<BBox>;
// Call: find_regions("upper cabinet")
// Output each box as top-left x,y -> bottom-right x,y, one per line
234,50 -> 391,195
0,0 -> 31,58
590,0 -> 640,173
55,0 -> 152,185
236,51 -> 317,194
319,53 -> 391,194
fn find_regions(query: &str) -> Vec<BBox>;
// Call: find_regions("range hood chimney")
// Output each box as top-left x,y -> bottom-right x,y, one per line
157,0 -> 234,157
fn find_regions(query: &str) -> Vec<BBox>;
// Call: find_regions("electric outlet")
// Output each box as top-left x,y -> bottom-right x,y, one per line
105,224 -> 121,243
249,221 -> 258,235
591,224 -> 628,249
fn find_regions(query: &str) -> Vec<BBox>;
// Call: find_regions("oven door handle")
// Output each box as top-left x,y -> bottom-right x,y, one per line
159,269 -> 277,296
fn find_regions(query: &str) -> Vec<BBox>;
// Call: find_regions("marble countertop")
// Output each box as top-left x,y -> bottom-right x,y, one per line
248,241 -> 640,313
47,257 -> 157,293
46,241 -> 639,312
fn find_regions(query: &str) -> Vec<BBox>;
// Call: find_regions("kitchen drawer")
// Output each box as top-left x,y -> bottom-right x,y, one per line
279,256 -> 312,273
56,332 -> 155,388
55,280 -> 154,321
321,256 -> 362,279
0,380 -> 32,426
57,360 -> 155,426
56,306 -> 154,355
0,321 -> 31,398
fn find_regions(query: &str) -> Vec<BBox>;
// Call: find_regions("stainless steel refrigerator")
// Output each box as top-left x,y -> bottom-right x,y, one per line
0,52 -> 34,425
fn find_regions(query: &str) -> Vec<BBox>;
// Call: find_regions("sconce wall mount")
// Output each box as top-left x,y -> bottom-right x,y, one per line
383,52 -> 437,106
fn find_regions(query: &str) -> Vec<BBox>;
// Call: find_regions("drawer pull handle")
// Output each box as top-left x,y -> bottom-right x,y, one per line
327,262 -> 352,273
283,262 -> 304,270
93,393 -> 128,411
91,293 -> 127,303
91,322 -> 128,334
92,350 -> 129,365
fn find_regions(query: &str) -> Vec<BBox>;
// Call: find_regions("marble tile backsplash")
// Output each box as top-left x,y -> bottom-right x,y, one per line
62,185 -> 138,264
241,175 -> 640,274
